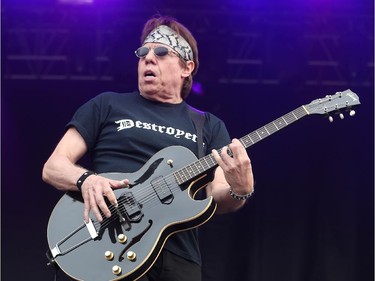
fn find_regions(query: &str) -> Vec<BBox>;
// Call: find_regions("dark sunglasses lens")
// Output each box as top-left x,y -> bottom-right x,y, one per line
136,47 -> 149,57
154,46 -> 169,57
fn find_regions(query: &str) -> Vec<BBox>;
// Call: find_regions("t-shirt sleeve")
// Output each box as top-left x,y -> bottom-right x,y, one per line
203,112 -> 231,154
65,92 -> 111,151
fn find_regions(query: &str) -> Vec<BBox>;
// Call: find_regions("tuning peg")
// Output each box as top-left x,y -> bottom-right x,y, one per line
339,113 -> 344,119
329,116 -> 334,123
325,95 -> 332,100
349,110 -> 356,116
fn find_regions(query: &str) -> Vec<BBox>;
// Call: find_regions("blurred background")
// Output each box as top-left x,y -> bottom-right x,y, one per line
2,0 -> 374,280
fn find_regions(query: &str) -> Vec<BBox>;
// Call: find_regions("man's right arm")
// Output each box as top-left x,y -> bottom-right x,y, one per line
42,127 -> 127,222
42,127 -> 89,191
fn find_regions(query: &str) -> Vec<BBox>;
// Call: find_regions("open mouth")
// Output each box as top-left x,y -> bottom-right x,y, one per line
144,70 -> 156,78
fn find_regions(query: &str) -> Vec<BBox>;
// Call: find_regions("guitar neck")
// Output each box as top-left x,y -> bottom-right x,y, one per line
239,105 -> 308,149
174,105 -> 308,185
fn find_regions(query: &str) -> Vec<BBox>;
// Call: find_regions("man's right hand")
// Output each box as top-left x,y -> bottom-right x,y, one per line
80,175 -> 129,223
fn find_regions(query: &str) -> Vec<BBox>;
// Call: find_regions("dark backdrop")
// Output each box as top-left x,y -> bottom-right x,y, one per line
2,0 -> 374,280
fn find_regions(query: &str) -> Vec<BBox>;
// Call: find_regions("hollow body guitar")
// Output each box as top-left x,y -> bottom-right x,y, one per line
46,90 -> 360,281
47,146 -> 214,281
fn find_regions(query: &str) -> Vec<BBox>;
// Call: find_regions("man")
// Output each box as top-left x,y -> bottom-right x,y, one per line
43,15 -> 254,281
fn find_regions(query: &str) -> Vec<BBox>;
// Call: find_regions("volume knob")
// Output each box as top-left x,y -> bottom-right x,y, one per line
104,251 -> 114,261
127,251 -> 137,261
118,234 -> 127,244
112,265 -> 122,275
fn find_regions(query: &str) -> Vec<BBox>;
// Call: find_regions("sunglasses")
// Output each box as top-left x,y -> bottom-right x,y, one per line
135,46 -> 181,59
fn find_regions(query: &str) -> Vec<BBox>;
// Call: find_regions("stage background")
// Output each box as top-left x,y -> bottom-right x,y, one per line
2,0 -> 374,280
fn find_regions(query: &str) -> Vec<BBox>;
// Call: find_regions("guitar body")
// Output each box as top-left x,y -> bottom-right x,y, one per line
47,89 -> 360,280
47,146 -> 216,281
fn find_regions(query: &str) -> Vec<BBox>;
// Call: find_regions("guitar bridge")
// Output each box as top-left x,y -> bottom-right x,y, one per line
117,191 -> 144,230
48,218 -> 99,259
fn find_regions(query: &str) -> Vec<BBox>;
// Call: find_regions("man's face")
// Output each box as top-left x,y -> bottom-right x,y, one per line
137,43 -> 189,101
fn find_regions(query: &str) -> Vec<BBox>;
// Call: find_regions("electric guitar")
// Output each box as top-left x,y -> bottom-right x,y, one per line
46,89 -> 360,281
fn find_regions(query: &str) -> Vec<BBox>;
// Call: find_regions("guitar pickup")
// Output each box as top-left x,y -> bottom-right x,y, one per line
151,176 -> 173,204
119,192 -> 143,223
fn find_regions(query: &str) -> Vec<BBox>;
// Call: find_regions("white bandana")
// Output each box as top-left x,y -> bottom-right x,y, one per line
143,25 -> 193,61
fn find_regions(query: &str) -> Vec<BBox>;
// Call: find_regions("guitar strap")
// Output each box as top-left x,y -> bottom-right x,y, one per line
188,105 -> 206,158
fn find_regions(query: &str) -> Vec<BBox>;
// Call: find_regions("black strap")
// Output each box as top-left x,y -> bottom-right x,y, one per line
188,106 -> 206,158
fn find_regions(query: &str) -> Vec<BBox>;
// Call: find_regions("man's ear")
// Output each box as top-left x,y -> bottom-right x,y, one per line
181,61 -> 195,78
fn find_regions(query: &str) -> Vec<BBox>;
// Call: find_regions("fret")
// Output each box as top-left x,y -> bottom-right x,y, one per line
174,154 -> 218,185
170,89 -> 360,186
195,160 -> 206,174
266,122 -> 278,134
194,161 -> 203,173
300,108 -> 307,117
201,157 -> 211,170
283,113 -> 294,123
184,165 -> 195,178
239,138 -> 246,148
206,155 -> 216,168
247,134 -> 256,145
174,170 -> 184,185
178,170 -> 188,185
180,170 -> 188,182
255,130 -> 262,139
280,118 -> 288,127
281,116 -> 288,126
273,121 -> 279,130
174,172 -> 181,185
250,132 -> 261,143
175,106 -> 309,185
244,135 -> 255,145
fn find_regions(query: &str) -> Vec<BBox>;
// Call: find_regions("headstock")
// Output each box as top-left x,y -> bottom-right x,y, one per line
305,89 -> 360,122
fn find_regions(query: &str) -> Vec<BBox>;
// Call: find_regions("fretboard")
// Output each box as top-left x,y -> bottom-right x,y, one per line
174,106 -> 308,185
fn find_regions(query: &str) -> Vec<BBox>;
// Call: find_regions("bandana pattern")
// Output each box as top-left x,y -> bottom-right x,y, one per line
143,25 -> 193,61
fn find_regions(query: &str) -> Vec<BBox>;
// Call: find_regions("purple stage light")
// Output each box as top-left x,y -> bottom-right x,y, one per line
59,0 -> 93,4
192,81 -> 204,95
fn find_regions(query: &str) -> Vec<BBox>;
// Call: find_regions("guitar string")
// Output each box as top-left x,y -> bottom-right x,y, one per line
81,103 -> 340,240
92,173 -> 184,229
91,149 -> 224,230
94,119 -> 278,230
92,107 -> 307,229
93,161 -> 215,230
109,153 -> 216,209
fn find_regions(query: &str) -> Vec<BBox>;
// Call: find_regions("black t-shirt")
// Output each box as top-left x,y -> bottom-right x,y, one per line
67,91 -> 231,265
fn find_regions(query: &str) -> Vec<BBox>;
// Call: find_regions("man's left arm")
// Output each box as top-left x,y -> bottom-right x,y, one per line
206,138 -> 254,214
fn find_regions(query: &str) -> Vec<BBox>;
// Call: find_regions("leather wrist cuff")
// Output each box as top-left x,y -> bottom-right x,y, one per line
76,171 -> 96,192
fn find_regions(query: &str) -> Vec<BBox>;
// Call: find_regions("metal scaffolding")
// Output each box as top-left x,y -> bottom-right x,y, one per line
3,6 -> 374,87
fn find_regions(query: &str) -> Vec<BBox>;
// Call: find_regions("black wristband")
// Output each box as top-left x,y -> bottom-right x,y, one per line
76,171 -> 96,191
